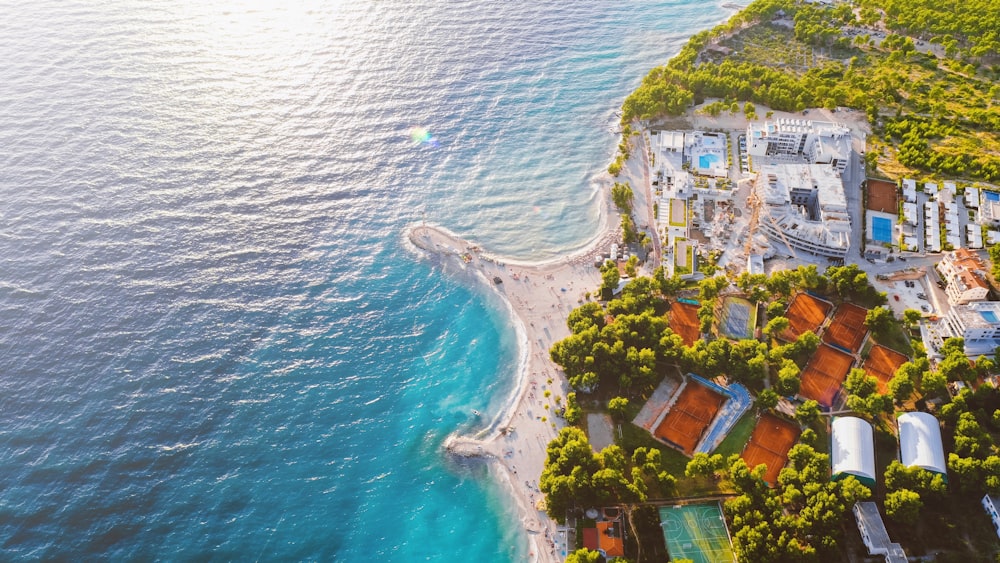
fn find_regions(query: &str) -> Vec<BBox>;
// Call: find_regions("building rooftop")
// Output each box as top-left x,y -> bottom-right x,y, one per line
952,301 -> 1000,329
755,164 -> 850,254
980,199 -> 1000,222
854,502 -> 907,563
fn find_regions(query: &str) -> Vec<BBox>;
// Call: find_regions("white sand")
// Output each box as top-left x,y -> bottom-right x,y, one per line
404,146 -> 648,562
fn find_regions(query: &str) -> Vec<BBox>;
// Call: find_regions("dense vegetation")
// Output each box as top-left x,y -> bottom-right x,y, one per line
711,445 -> 872,561
619,0 -> 1000,181
540,260 -> 1000,559
858,0 -> 1000,59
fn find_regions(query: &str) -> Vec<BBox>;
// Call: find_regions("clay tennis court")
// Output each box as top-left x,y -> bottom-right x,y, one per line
822,303 -> 869,353
866,179 -> 899,212
781,293 -> 832,341
863,344 -> 909,394
669,301 -> 701,346
800,344 -> 854,407
741,413 -> 801,486
654,381 -> 726,455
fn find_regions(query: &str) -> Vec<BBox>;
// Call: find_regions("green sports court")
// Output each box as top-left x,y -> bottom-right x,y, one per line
659,502 -> 735,563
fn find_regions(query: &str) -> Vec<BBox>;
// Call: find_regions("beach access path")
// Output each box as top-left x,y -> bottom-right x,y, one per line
405,145 -> 647,562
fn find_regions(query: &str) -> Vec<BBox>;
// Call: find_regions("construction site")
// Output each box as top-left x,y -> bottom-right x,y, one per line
647,118 -> 859,277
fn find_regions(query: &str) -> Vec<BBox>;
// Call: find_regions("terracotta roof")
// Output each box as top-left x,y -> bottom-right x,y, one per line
596,521 -> 625,557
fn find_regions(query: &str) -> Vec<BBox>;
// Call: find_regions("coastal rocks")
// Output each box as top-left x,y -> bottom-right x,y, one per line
443,434 -> 494,459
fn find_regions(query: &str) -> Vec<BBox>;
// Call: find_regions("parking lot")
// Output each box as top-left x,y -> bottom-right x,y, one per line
881,278 -> 934,318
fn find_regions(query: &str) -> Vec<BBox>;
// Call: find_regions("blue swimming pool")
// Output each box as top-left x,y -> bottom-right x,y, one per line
872,216 -> 892,243
698,153 -> 720,169
982,310 -> 999,323
986,191 -> 1000,202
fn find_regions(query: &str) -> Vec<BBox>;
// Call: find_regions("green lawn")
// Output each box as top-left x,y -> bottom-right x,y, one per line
711,412 -> 757,458
874,321 -> 914,357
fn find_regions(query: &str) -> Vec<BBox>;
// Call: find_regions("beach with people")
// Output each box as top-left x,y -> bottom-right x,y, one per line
405,142 -> 650,562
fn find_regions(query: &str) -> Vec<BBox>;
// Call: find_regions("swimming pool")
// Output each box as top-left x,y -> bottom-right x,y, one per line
871,216 -> 892,243
698,153 -> 721,169
985,191 -> 1000,202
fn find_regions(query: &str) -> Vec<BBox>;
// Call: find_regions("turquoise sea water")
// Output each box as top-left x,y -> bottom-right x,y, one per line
0,1 -> 737,559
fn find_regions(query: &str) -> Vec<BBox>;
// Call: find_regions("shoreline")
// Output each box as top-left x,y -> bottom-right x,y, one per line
404,149 -> 646,561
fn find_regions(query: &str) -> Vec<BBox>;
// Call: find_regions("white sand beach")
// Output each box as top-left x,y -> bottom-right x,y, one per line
405,148 -> 647,562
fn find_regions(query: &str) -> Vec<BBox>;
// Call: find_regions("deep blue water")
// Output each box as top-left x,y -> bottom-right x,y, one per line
0,1 -> 735,559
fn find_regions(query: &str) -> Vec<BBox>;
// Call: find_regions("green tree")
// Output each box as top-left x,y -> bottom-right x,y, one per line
845,368 -> 878,398
564,548 -> 602,563
864,306 -> 894,339
756,389 -> 779,412
775,358 -> 802,397
888,368 -> 915,403
600,261 -> 620,297
686,452 -> 726,478
885,489 -> 922,526
563,392 -> 582,424
763,316 -> 790,340
938,349 -> 975,384
611,182 -> 634,213
608,396 -> 630,420
920,369 -> 947,397
903,308 -> 922,326
795,399 -> 822,428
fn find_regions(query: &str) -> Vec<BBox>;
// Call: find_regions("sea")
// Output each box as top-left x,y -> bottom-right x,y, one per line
0,1 -> 738,560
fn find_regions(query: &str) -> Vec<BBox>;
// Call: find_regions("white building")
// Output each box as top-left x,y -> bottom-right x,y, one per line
938,249 -> 990,304
898,412 -> 947,480
853,502 -> 907,563
968,224 -> 984,249
966,187 -> 980,209
831,417 -> 877,487
978,191 -> 1000,226
902,201 -> 918,226
746,119 -> 851,174
939,301 -> 1000,356
902,178 -> 917,203
755,163 -> 851,258
924,200 -> 941,253
982,495 -> 1000,539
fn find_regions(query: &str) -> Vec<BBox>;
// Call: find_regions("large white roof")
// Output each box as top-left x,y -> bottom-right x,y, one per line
898,412 -> 947,475
832,417 -> 876,483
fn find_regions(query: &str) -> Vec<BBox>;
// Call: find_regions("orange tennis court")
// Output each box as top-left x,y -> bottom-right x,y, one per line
863,344 -> 909,394
741,413 -> 800,486
822,303 -> 869,353
654,381 -> 725,455
669,301 -> 700,346
866,179 -> 899,213
800,344 -> 854,407
781,293 -> 832,342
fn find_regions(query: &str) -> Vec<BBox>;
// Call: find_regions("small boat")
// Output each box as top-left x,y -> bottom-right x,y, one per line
472,409 -> 481,417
